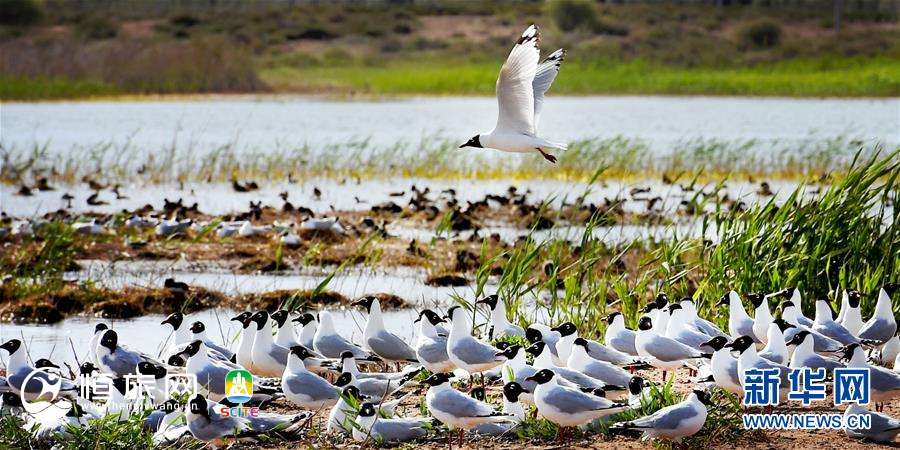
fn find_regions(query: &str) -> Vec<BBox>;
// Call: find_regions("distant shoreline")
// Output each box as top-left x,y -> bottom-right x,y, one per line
3,91 -> 898,104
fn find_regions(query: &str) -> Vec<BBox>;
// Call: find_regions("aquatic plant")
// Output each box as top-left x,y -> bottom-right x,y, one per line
1,136 -> 887,186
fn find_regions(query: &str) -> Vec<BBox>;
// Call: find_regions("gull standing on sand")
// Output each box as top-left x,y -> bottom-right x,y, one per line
880,333 -> 900,367
526,369 -> 629,428
837,290 -> 865,336
185,394 -> 307,442
525,341 -> 606,390
459,24 -> 567,163
787,331 -> 844,375
281,346 -> 340,410
232,312 -> 258,372
525,325 -> 565,366
842,343 -> 900,409
552,322 -> 637,366
635,317 -> 708,380
334,371 -> 413,406
353,296 -> 419,363
679,298 -> 728,338
415,309 -> 455,374
179,340 -> 277,403
757,319 -> 794,365
497,345 -> 539,402
424,373 -> 514,438
812,299 -> 860,346
749,293 -> 773,343
249,311 -> 291,377
611,390 -> 711,443
843,402 -> 900,443
446,306 -> 507,378
475,295 -> 525,338
340,351 -> 420,382
313,311 -> 376,360
566,338 -> 632,388
729,336 -> 790,401
352,402 -> 429,443
857,286 -> 898,345
718,291 -> 758,342
780,301 -> 844,352
701,336 -> 742,396
605,312 -> 639,356
782,289 -> 815,327
665,304 -> 716,349
471,382 -> 529,436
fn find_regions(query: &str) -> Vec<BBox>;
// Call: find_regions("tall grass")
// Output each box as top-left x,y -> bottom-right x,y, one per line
484,148 -> 898,333
0,136 -> 881,185
700,148 -> 900,318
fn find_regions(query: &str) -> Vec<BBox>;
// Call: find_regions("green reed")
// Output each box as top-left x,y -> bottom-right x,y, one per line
1,136 -> 886,185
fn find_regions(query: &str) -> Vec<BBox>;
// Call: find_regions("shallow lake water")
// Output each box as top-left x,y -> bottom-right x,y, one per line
67,261 -> 480,305
3,96 -> 897,158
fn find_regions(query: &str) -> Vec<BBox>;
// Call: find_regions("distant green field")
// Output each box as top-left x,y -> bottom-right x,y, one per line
262,56 -> 900,97
0,75 -> 120,100
3,56 -> 898,100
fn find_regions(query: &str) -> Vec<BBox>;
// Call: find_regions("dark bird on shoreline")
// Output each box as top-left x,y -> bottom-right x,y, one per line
84,177 -> 106,191
62,192 -> 74,208
113,185 -> 128,200
87,192 -> 108,206
313,187 -> 322,200
164,278 -> 189,293
16,184 -> 32,196
35,177 -> 55,191
231,180 -> 258,192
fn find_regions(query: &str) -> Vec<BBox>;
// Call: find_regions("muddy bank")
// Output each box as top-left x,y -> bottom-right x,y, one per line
0,281 -> 411,324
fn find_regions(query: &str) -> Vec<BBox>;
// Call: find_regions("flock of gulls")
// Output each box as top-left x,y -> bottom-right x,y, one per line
2,286 -> 900,447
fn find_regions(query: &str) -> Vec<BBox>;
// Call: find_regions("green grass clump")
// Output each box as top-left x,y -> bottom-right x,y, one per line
0,221 -> 81,298
0,416 -> 36,448
58,414 -> 154,450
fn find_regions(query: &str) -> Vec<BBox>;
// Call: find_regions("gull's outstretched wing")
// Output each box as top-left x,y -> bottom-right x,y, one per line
495,25 -> 540,135
532,48 -> 565,130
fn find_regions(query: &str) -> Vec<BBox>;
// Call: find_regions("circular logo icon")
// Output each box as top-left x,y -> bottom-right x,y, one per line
19,367 -> 70,418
